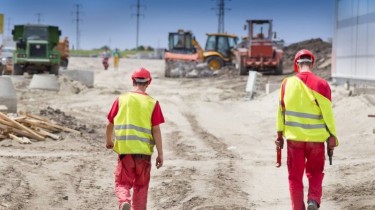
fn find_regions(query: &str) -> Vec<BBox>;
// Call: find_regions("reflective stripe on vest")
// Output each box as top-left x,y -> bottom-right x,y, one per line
282,76 -> 330,142
113,92 -> 156,155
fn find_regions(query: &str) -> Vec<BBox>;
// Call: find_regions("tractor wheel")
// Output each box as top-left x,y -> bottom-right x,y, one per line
164,61 -> 171,77
50,65 -> 60,76
239,56 -> 248,75
60,58 -> 69,69
206,56 -> 223,70
13,64 -> 24,75
275,61 -> 283,75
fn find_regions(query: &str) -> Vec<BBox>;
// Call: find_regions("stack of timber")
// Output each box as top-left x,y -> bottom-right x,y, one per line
0,111 -> 81,144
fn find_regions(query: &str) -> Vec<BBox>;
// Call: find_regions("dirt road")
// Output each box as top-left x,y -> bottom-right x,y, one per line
0,57 -> 374,210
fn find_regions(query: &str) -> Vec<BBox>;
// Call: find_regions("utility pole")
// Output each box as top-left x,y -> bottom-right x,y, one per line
212,0 -> 231,33
131,0 -> 145,50
72,4 -> 83,50
35,13 -> 43,24
7,17 -> 11,37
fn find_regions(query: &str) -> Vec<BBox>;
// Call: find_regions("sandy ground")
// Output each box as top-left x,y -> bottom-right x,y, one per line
0,57 -> 374,210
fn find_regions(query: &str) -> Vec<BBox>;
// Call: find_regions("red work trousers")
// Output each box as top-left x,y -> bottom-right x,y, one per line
287,141 -> 325,210
115,154 -> 151,210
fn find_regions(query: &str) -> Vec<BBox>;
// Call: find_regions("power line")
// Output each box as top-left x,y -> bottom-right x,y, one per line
212,0 -> 231,33
72,4 -> 83,50
131,0 -> 145,50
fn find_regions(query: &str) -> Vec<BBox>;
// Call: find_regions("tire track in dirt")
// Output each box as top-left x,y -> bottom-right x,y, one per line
183,113 -> 250,209
327,161 -> 375,210
0,162 -> 32,210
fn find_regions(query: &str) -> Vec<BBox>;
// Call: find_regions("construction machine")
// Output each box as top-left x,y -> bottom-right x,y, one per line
164,29 -> 203,77
0,46 -> 15,75
204,33 -> 238,70
235,19 -> 284,75
12,24 -> 62,75
57,37 -> 69,69
164,30 -> 238,77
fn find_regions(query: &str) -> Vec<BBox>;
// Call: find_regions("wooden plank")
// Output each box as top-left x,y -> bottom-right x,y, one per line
9,134 -> 31,144
34,127 -> 62,140
19,111 -> 51,122
0,112 -> 45,141
19,111 -> 81,135
17,118 -> 60,132
0,124 -> 38,141
46,122 -> 82,135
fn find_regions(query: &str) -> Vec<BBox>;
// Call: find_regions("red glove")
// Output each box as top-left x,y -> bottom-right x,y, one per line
275,132 -> 284,149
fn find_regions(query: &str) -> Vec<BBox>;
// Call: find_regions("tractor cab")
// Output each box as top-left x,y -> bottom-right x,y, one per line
204,33 -> 238,70
235,19 -> 284,75
167,30 -> 196,54
247,20 -> 274,58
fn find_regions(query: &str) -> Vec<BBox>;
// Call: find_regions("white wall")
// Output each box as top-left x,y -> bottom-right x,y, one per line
333,0 -> 375,84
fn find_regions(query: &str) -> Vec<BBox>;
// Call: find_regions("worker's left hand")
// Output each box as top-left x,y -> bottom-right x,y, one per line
327,136 -> 336,150
275,137 -> 284,149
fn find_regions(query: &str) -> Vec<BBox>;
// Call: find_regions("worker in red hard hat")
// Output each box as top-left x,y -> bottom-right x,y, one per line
275,49 -> 338,210
106,67 -> 165,210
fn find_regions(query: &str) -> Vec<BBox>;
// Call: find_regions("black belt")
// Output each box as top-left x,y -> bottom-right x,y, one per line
119,154 -> 151,160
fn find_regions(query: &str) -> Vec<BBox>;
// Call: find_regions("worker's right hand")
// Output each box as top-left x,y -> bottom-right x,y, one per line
156,154 -> 163,169
106,139 -> 114,149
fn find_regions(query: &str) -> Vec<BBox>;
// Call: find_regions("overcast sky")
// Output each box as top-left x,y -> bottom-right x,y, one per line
0,0 -> 334,50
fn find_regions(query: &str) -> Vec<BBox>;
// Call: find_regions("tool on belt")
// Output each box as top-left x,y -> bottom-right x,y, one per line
275,134 -> 284,168
276,146 -> 282,168
326,136 -> 336,165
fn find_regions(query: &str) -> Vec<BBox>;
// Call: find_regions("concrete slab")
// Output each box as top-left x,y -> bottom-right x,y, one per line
29,74 -> 60,91
0,76 -> 17,113
60,70 -> 94,88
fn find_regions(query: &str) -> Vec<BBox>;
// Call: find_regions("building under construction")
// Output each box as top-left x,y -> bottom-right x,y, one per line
332,0 -> 375,85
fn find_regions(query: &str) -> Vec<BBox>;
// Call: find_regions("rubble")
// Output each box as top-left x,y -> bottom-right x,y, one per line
283,38 -> 332,79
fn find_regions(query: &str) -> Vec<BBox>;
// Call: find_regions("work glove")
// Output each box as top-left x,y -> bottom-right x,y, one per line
275,132 -> 284,149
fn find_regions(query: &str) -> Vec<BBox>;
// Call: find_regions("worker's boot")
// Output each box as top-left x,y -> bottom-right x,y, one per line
307,200 -> 318,210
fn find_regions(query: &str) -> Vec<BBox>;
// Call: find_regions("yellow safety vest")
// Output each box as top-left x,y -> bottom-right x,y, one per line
113,92 -> 157,155
276,76 -> 338,145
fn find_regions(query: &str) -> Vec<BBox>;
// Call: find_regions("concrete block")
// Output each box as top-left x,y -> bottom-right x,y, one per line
266,83 -> 280,94
245,71 -> 262,99
60,70 -> 94,88
0,76 -> 17,113
29,74 -> 60,91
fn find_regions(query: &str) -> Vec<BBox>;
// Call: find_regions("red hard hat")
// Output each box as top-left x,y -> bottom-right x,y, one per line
131,67 -> 152,84
293,49 -> 315,72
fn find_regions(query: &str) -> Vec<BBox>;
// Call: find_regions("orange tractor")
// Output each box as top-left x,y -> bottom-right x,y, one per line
235,19 -> 284,75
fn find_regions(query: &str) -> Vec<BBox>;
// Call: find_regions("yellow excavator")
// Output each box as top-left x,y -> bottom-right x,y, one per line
164,30 -> 238,77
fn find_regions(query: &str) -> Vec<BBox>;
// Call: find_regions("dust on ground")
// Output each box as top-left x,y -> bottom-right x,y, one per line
0,39 -> 374,210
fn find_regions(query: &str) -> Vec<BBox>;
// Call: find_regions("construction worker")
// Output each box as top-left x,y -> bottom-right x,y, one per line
112,48 -> 121,71
275,49 -> 338,210
106,67 -> 165,210
102,48 -> 111,70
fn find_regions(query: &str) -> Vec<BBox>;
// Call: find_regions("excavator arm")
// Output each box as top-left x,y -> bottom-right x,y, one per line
192,37 -> 204,62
